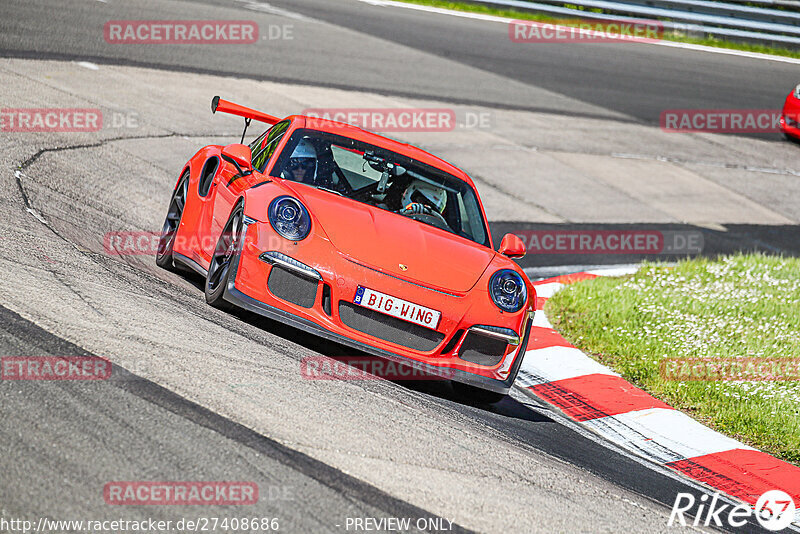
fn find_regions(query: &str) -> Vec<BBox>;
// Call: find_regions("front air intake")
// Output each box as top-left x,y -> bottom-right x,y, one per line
338,301 -> 444,352
267,266 -> 319,308
458,332 -> 508,366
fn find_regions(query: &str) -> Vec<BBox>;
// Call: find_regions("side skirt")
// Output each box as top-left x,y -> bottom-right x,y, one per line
173,253 -> 208,278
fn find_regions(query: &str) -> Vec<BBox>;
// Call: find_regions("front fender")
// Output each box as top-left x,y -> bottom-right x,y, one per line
240,180 -> 332,243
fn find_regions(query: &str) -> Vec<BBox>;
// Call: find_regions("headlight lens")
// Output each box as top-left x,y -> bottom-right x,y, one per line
268,196 -> 311,241
489,269 -> 527,313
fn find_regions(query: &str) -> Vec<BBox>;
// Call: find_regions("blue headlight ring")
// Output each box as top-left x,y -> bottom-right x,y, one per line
489,269 -> 527,313
268,195 -> 311,241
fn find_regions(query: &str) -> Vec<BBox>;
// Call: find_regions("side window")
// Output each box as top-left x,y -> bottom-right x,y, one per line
248,130 -> 269,153
252,121 -> 290,173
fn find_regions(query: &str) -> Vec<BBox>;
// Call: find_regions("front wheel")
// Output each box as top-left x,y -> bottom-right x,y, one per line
205,203 -> 244,310
156,172 -> 189,270
451,381 -> 506,405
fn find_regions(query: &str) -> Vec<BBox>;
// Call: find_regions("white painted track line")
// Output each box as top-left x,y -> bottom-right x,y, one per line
531,282 -> 564,298
584,408 -> 754,460
521,345 -> 620,383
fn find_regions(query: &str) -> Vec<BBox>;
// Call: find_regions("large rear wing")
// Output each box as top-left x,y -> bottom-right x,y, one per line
211,96 -> 281,143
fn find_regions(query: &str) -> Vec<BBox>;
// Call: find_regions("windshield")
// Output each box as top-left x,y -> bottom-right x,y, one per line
270,128 -> 490,247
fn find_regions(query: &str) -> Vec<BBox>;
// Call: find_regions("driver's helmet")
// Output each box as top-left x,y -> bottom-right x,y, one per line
285,138 -> 317,182
401,180 -> 446,213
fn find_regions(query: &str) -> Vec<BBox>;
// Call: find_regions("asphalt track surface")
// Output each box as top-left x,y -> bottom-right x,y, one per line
1,0 -> 797,533
2,0 -> 798,128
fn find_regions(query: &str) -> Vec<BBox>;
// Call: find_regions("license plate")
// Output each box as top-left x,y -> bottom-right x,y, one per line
353,286 -> 441,330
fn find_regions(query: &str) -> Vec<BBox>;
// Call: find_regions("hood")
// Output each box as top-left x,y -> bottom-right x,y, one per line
289,184 -> 495,293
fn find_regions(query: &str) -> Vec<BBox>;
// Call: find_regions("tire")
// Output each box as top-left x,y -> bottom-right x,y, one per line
156,172 -> 189,271
451,381 -> 506,405
205,202 -> 244,310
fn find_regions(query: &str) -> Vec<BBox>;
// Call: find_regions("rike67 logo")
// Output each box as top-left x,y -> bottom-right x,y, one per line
669,490 -> 796,531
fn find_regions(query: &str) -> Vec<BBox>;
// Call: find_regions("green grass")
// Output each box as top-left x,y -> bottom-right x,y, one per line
397,0 -> 800,59
546,254 -> 800,464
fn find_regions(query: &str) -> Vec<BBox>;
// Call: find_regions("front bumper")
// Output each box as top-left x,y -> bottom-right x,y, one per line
223,221 -> 532,394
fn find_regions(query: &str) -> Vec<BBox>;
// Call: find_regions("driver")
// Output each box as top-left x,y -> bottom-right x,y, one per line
282,139 -> 317,184
398,180 -> 447,222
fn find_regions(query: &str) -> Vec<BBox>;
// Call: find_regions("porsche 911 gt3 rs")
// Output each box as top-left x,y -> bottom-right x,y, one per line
780,83 -> 800,141
156,97 -> 535,403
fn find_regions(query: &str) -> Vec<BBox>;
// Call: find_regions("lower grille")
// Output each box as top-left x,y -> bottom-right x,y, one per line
267,266 -> 319,308
458,332 -> 508,366
338,301 -> 445,352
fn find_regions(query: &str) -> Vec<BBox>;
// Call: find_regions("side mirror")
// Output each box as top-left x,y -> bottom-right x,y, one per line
220,144 -> 253,176
498,233 -> 526,259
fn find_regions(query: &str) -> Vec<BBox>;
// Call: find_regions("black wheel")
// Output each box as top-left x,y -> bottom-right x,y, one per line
156,172 -> 189,270
205,203 -> 244,309
452,381 -> 506,405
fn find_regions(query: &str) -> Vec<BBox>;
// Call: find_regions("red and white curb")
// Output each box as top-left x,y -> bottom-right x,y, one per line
520,268 -> 800,527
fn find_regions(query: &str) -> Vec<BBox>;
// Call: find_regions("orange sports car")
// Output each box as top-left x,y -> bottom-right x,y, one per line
781,83 -> 800,141
156,97 -> 535,403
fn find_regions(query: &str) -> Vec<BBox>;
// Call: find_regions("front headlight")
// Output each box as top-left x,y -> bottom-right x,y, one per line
268,196 -> 311,241
489,269 -> 527,313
